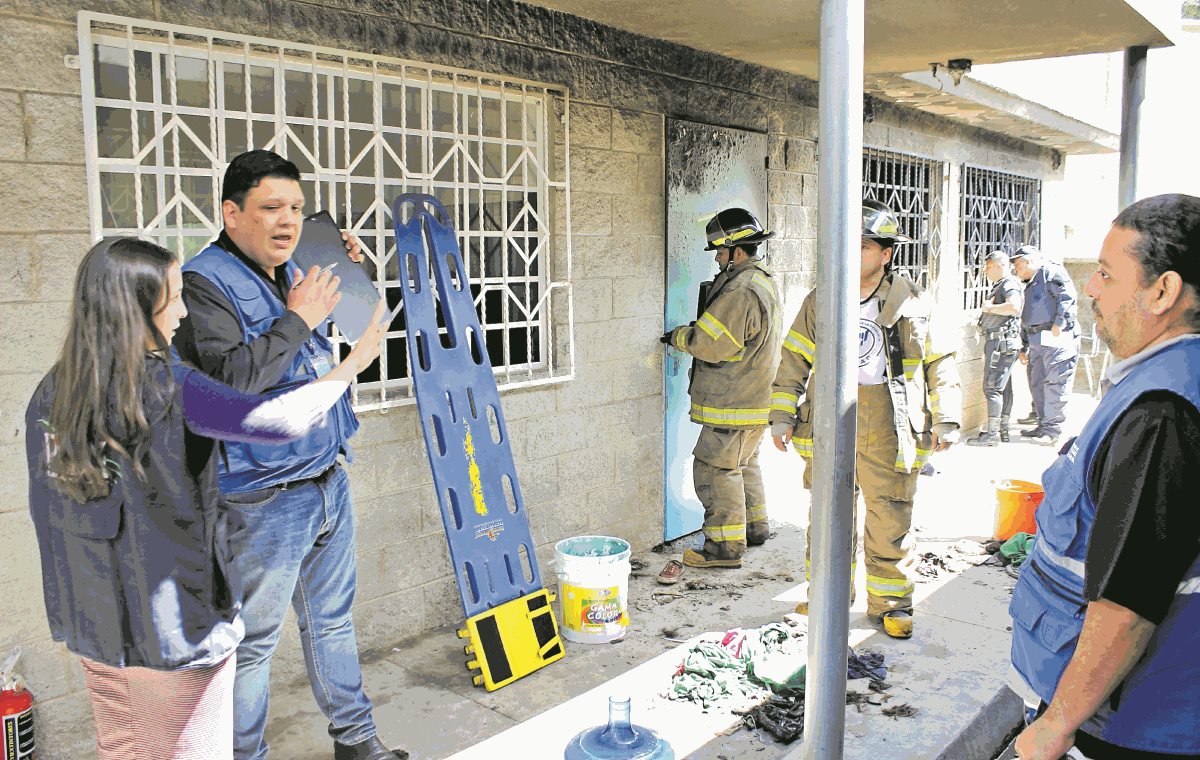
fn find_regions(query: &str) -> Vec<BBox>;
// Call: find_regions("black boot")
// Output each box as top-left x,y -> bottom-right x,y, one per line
967,418 -> 1000,447
999,418 -> 1010,442
967,431 -> 1001,447
747,521 -> 770,546
334,736 -> 409,760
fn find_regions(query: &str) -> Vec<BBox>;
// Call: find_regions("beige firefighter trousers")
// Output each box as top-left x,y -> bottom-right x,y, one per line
801,382 -> 919,617
692,425 -> 768,560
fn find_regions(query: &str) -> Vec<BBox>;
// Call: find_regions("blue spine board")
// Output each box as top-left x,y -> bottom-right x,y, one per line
392,195 -> 542,620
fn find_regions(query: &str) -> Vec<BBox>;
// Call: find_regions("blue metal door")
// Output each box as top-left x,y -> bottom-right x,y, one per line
663,119 -> 767,541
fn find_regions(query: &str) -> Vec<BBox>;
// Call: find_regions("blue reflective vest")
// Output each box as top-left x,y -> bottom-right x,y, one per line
183,244 -> 358,493
1008,337 -> 1200,754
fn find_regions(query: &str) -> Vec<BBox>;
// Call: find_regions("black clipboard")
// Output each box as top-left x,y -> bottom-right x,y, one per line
291,211 -> 384,343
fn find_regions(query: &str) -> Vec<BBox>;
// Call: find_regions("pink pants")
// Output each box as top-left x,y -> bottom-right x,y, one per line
79,654 -> 235,760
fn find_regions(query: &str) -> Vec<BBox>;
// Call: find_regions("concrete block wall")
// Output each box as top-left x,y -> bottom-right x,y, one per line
0,0 -> 1061,754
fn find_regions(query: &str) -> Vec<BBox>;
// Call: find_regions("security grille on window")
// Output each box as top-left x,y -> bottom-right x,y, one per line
862,148 -> 944,290
78,13 -> 574,411
960,165 -> 1042,309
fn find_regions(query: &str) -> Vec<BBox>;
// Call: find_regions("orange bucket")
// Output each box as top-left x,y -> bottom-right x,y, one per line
993,479 -> 1044,540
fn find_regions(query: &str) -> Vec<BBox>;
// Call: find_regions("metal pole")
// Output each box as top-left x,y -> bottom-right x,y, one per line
1118,45 -> 1146,211
794,1 -> 863,758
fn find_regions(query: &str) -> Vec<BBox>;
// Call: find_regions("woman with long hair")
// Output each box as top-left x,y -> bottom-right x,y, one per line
25,237 -> 385,759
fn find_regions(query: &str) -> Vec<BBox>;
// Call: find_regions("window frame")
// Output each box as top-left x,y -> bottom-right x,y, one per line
77,12 -> 575,412
959,164 -> 1042,310
862,146 -> 945,291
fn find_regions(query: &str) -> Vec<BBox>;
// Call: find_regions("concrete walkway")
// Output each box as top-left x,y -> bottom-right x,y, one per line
263,391 -> 1098,759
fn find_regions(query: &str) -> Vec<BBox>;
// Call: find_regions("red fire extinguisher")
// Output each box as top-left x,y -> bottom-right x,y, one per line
0,648 -> 34,760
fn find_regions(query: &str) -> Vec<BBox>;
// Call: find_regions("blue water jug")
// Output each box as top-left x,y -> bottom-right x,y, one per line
563,696 -> 675,760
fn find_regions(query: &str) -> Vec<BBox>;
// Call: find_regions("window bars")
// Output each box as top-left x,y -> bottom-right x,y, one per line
960,165 -> 1041,309
862,147 -> 944,290
77,12 -> 574,411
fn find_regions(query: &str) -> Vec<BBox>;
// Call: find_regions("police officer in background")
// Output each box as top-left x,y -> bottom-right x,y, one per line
968,251 -> 1023,446
1012,245 -> 1079,447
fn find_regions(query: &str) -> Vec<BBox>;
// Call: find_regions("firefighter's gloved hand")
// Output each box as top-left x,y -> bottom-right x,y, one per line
659,328 -> 676,345
932,423 -> 960,451
771,422 -> 793,452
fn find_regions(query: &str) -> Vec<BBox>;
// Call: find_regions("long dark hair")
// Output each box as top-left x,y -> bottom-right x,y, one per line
48,237 -> 178,502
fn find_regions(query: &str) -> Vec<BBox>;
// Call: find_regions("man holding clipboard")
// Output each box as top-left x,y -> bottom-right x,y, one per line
174,150 -> 405,760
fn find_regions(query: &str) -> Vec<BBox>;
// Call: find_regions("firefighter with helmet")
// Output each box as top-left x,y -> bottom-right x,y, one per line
660,208 -> 782,573
769,199 -> 962,639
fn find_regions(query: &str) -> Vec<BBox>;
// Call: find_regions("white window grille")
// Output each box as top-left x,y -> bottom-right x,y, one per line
960,165 -> 1041,309
78,12 -> 574,412
862,147 -> 944,291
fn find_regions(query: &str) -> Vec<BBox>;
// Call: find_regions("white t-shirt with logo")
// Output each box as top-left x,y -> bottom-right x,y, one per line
858,298 -> 887,386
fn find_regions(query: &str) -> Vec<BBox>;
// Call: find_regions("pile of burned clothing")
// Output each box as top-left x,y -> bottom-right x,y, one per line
666,623 -> 806,712
740,648 -> 890,743
666,623 -> 889,743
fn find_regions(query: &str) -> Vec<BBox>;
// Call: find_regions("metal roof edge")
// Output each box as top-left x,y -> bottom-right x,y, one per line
892,71 -> 1119,155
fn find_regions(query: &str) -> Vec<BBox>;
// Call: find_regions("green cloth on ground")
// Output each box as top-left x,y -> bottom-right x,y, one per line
669,641 -> 765,710
667,623 -> 806,711
744,623 -> 807,691
1001,532 -> 1037,566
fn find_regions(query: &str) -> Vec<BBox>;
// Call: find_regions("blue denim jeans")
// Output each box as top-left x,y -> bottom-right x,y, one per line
222,464 -> 375,759
1028,338 -> 1080,437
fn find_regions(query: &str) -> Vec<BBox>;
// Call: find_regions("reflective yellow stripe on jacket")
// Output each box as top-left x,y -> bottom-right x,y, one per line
770,391 -> 799,414
896,446 -> 932,471
783,329 -> 815,364
690,403 -> 770,427
697,311 -> 744,349
672,328 -> 688,351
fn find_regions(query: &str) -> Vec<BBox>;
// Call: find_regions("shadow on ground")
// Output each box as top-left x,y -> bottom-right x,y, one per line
263,392 -> 1098,759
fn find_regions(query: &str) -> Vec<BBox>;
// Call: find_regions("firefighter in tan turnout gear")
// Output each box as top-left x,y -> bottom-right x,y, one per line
770,200 -> 962,639
661,208 -> 782,571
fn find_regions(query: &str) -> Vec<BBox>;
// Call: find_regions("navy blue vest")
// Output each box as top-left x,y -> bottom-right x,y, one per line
1008,337 -> 1200,754
1021,262 -> 1078,336
183,244 -> 358,493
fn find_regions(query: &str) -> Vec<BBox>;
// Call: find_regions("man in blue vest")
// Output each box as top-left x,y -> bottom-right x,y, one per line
1012,245 -> 1079,447
1008,193 -> 1200,759
174,150 -> 406,760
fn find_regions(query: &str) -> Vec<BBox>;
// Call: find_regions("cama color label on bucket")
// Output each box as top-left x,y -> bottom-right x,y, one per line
562,583 -> 628,632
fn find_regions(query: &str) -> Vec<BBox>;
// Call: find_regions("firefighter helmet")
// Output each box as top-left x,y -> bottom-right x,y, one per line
704,207 -> 775,251
862,199 -> 912,244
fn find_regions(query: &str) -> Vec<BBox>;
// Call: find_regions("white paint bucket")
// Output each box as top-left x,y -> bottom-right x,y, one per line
554,535 -> 632,644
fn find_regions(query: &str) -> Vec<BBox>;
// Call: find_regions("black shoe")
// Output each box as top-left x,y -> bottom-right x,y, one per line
747,525 -> 770,546
966,432 -> 1000,447
334,736 -> 409,760
999,426 -> 1010,442
1027,433 -> 1060,447
1017,413 -> 1039,425
1020,427 -> 1043,438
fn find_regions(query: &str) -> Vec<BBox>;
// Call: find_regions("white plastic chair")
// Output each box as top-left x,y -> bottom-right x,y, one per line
1078,324 -> 1111,397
